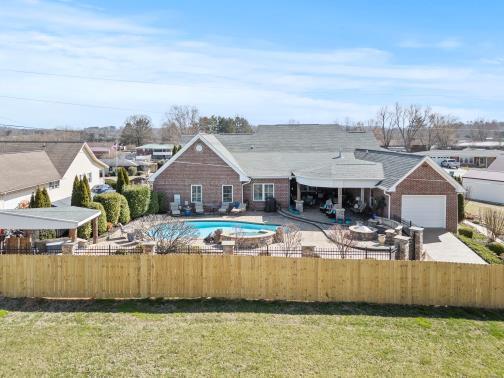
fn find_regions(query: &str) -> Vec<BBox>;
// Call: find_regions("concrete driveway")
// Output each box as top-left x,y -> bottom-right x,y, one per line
423,229 -> 486,264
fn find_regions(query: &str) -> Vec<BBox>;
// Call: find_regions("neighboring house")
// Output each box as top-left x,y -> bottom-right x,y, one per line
100,157 -> 138,175
136,144 -> 174,161
462,156 -> 504,204
415,149 -> 504,168
149,124 -> 463,231
0,141 -> 107,209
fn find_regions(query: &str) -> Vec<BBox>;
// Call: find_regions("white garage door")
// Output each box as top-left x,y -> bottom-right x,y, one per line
401,195 -> 446,228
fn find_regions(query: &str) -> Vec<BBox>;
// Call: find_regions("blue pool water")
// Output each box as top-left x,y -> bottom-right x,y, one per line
186,220 -> 279,238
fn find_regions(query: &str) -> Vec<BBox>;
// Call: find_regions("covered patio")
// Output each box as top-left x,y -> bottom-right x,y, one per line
290,152 -> 384,223
0,207 -> 101,250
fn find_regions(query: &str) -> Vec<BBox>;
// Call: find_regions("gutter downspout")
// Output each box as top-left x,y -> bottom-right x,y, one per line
241,177 -> 251,204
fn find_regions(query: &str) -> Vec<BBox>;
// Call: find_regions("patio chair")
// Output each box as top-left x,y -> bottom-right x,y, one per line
230,202 -> 247,215
351,201 -> 367,214
320,199 -> 332,212
218,202 -> 231,215
194,202 -> 204,215
173,194 -> 181,206
170,202 -> 181,216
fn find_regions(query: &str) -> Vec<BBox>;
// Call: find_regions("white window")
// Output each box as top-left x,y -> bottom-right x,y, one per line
87,172 -> 92,183
48,180 -> 60,190
222,185 -> 233,203
191,185 -> 202,203
253,183 -> 274,201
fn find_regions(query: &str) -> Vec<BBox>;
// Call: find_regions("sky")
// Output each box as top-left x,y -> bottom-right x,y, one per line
1,0 -> 504,129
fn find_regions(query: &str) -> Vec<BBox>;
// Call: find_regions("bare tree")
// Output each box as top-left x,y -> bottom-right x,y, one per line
481,208 -> 504,242
135,215 -> 199,253
418,107 -> 437,151
160,121 -> 182,143
394,103 -> 425,152
120,115 -> 153,146
164,105 -> 200,135
375,106 -> 394,148
281,223 -> 302,257
434,114 -> 457,148
328,225 -> 355,258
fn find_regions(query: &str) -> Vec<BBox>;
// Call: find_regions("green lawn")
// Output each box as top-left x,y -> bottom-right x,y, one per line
0,299 -> 502,376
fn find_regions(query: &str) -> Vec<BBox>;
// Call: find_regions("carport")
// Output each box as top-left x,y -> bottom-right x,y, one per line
0,207 -> 101,244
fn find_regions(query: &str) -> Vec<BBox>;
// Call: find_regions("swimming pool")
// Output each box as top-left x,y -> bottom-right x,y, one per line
185,220 -> 280,238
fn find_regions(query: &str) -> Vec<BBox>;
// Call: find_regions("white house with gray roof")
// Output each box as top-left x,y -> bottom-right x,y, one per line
0,141 -> 107,209
150,124 -> 464,231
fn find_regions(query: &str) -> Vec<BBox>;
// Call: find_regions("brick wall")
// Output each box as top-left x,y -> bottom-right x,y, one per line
243,178 -> 290,210
153,141 -> 242,210
389,162 -> 458,232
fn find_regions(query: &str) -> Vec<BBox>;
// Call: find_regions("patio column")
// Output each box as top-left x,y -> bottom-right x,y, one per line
92,217 -> 98,244
360,188 -> 365,202
337,187 -> 343,208
296,182 -> 301,201
69,228 -> 77,242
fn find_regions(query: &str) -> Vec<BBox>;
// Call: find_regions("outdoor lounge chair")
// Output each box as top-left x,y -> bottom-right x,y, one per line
320,199 -> 332,212
218,202 -> 231,215
230,202 -> 247,215
351,201 -> 367,214
170,202 -> 181,216
194,202 -> 204,215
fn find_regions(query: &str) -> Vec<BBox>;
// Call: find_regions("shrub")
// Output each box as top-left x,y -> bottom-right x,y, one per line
147,191 -> 159,214
458,226 -> 473,238
105,179 -> 117,190
116,167 -> 130,194
123,185 -> 151,219
87,202 -> 108,235
118,195 -> 131,224
457,193 -> 465,222
127,166 -> 137,176
487,242 -> 504,256
94,192 -> 123,224
78,223 -> 92,240
39,230 -> 56,240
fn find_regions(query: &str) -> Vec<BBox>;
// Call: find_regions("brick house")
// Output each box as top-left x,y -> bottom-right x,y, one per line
150,124 -> 464,231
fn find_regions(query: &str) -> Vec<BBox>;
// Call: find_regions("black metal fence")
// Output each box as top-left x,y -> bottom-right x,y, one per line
0,244 -> 396,260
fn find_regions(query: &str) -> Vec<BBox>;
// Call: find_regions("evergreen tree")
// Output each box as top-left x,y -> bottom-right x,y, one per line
81,175 -> 91,207
71,176 -> 81,206
29,192 -> 36,208
116,167 -> 129,194
34,187 -> 44,208
41,187 -> 51,207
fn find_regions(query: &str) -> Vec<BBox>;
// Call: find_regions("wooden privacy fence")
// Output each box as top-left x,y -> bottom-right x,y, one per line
0,255 -> 503,309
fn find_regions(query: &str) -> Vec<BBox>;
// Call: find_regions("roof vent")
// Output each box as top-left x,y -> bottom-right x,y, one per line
250,145 -> 254,150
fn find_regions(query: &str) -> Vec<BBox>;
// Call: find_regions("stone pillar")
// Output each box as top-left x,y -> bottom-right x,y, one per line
384,229 -> 396,245
296,182 -> 301,201
92,217 -> 99,244
295,200 -> 304,213
61,242 -> 76,255
360,188 -> 365,202
394,235 -> 410,260
141,241 -> 156,255
301,245 -> 319,258
222,240 -> 235,255
69,228 -> 77,242
337,187 -> 343,208
409,226 -> 425,260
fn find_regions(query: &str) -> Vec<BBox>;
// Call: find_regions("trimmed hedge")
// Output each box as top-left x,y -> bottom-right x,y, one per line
105,179 -> 117,190
127,166 -> 137,176
119,195 -> 131,224
94,192 -> 123,224
488,242 -> 504,256
78,223 -> 92,240
147,191 -> 159,214
123,185 -> 151,219
87,202 -> 108,235
458,226 -> 473,238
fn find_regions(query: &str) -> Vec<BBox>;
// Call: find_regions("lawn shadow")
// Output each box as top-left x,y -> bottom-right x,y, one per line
0,297 -> 502,321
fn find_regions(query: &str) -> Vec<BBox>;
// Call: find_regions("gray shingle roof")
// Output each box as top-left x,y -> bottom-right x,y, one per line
355,149 -> 424,189
463,169 -> 504,182
0,151 -> 61,194
100,157 -> 138,167
0,141 -> 85,176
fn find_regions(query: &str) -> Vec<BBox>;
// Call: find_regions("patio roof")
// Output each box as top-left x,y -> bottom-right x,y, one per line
0,207 -> 100,230
293,153 -> 384,188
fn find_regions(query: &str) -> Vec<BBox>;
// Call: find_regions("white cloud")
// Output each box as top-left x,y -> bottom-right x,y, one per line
398,38 -> 462,49
0,0 -> 501,128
